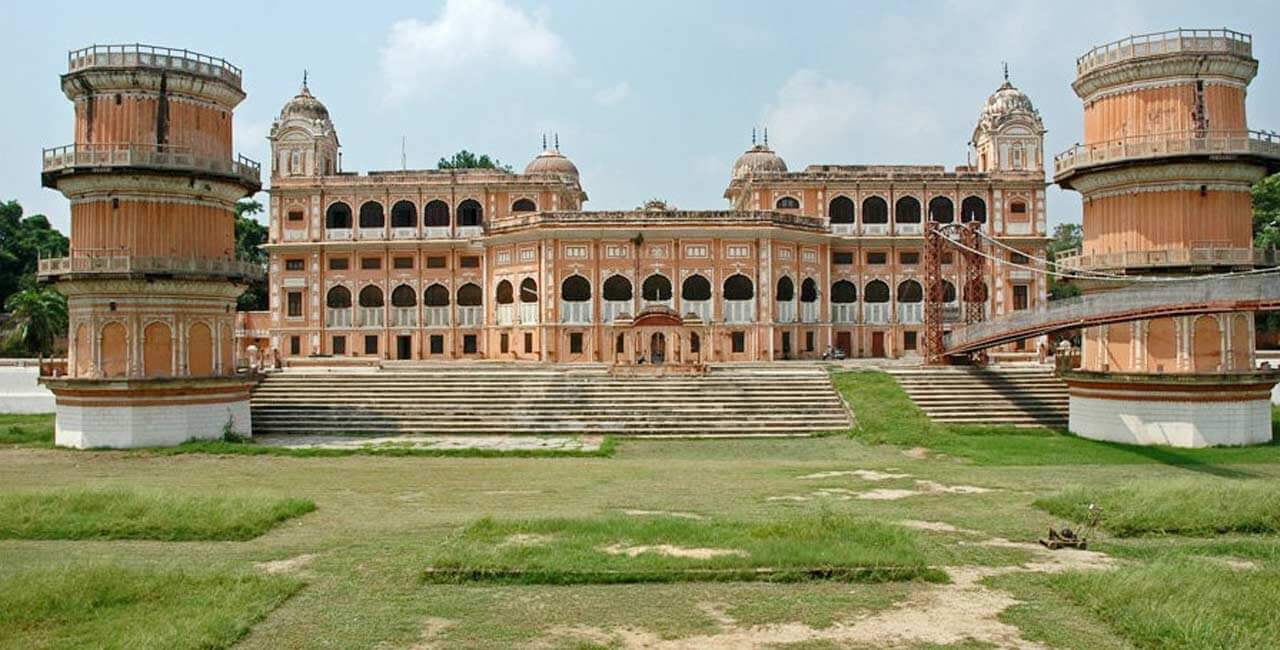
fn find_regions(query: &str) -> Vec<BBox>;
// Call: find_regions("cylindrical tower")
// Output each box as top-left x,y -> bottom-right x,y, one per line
1054,29 -> 1280,446
38,44 -> 263,448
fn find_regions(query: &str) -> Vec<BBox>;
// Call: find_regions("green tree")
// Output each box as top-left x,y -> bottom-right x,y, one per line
2,286 -> 67,358
234,199 -> 269,311
0,200 -> 69,309
1045,222 -> 1083,300
437,150 -> 513,173
1254,172 -> 1280,250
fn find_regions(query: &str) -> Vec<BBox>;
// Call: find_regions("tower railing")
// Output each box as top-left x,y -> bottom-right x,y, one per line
42,143 -> 261,186
37,250 -> 263,279
1055,245 -> 1279,271
1076,28 -> 1252,76
1053,129 -> 1280,178
68,43 -> 242,86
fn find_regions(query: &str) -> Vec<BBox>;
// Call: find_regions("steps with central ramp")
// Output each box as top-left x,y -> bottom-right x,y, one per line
884,365 -> 1069,428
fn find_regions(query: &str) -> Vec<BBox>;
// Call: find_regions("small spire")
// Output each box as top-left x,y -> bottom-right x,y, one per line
542,133 -> 547,150
1002,61 -> 1009,82
751,127 -> 757,146
763,127 -> 769,147
302,69 -> 309,91
554,133 -> 560,152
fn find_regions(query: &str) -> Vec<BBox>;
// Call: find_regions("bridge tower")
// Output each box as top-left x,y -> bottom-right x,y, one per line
1054,29 -> 1280,446
38,44 -> 263,448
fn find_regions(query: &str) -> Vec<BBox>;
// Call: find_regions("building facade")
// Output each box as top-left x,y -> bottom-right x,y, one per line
248,77 -> 1051,364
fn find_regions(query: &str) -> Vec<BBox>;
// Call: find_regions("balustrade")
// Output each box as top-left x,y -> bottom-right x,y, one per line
724,300 -> 755,324
560,301 -> 592,324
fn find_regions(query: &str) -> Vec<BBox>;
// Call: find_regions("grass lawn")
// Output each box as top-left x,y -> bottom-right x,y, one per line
0,564 -> 301,650
833,369 -> 1280,466
0,414 -> 54,446
1035,479 -> 1280,536
424,514 -> 944,584
0,488 -> 315,541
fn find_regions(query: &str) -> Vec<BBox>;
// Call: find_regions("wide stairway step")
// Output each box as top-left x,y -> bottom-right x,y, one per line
249,365 -> 852,436
884,365 -> 1068,428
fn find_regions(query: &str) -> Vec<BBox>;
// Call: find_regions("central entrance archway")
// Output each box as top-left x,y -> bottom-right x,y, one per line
650,333 -> 666,365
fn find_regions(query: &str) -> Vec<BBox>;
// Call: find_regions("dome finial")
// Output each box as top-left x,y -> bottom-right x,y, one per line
1002,61 -> 1008,82
752,127 -> 757,146
554,133 -> 560,152
763,127 -> 769,147
542,133 -> 547,150
302,69 -> 309,92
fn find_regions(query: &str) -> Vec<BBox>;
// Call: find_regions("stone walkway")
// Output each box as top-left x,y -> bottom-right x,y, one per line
255,433 -> 604,452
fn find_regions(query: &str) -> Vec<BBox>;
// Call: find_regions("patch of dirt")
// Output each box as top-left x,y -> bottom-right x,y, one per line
407,617 -> 455,650
481,489 -> 543,495
1209,556 -> 1259,570
857,480 -> 994,501
621,509 -> 706,520
797,469 -> 911,481
765,495 -> 811,502
254,553 -> 317,575
899,520 -> 978,534
903,447 -> 931,459
501,533 -> 555,547
598,544 -> 748,560
855,488 -> 923,501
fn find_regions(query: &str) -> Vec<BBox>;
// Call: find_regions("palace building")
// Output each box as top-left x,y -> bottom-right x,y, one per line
242,74 -> 1051,364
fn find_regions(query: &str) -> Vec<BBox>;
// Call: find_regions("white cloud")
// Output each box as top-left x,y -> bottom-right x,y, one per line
380,0 -> 570,103
593,81 -> 630,106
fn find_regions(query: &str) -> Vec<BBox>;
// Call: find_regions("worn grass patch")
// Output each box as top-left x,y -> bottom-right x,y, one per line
1035,479 -> 1280,537
422,514 -> 944,585
0,414 -> 54,447
1050,557 -> 1280,649
0,564 -> 301,650
137,434 -> 616,459
833,369 -> 1280,466
0,488 -> 316,541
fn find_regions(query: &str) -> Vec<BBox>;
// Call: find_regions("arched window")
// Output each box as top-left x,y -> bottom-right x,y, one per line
520,278 -> 538,303
897,280 -> 923,303
325,202 -> 352,229
682,275 -> 711,301
326,286 -> 352,308
964,281 -> 988,303
865,280 -> 890,303
602,275 -> 633,301
391,201 -> 417,228
832,280 -> 857,303
895,196 -> 921,223
457,199 -> 483,226
561,275 -> 591,302
642,274 -> 673,301
928,196 -> 954,223
776,276 -> 795,302
775,196 -> 800,210
961,196 -> 986,223
936,279 -> 957,303
723,274 -> 754,300
391,285 -> 417,307
862,196 -> 888,224
800,278 -> 818,303
457,283 -> 482,306
495,280 -> 514,304
358,201 -> 385,228
358,285 -> 384,308
511,198 -> 537,213
829,196 -> 855,224
424,200 -> 450,227
424,284 -> 450,306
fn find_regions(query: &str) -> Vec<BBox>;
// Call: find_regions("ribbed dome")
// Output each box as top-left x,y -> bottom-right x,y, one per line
524,148 -> 579,177
732,144 -> 787,179
977,80 -> 1040,131
280,83 -> 330,121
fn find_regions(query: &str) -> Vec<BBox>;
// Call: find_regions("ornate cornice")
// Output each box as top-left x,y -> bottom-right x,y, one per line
1068,161 -> 1266,196
1073,53 -> 1257,103
53,174 -> 248,208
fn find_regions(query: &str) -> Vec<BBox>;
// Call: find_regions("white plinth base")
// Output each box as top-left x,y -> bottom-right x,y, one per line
55,398 -> 251,449
1069,394 -> 1272,448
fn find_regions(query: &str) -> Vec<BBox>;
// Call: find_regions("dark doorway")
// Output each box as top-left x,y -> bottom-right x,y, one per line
871,332 -> 885,358
396,335 -> 412,360
836,332 -> 851,356
781,331 -> 792,358
650,333 -> 666,365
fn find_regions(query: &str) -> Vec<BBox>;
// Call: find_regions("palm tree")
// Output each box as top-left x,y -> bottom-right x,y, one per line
3,287 -> 67,359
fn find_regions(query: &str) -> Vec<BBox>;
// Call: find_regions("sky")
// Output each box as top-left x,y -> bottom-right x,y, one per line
3,0 -> 1279,235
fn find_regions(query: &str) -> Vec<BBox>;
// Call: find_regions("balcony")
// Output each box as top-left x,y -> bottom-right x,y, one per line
457,306 -> 483,327
37,252 -> 263,281
831,303 -> 857,324
424,306 -> 450,328
776,301 -> 796,323
1054,130 -> 1280,181
496,304 -> 516,326
800,301 -> 820,324
683,300 -> 712,323
68,43 -> 244,86
325,228 -> 352,241
457,225 -> 484,239
519,303 -> 539,324
41,143 -> 260,189
831,223 -> 855,235
863,303 -> 891,325
326,308 -> 352,328
357,227 -> 384,240
896,223 -> 923,236
897,303 -> 924,325
1075,28 -> 1251,77
390,307 -> 417,328
424,227 -> 451,239
391,227 -> 418,240
1055,245 -> 1278,272
724,300 -> 755,324
601,300 -> 631,323
863,223 -> 889,236
561,301 -> 592,324
282,229 -> 308,242
642,298 -> 673,311
357,307 -> 383,328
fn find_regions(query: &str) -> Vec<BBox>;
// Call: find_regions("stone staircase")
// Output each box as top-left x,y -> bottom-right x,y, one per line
884,365 -> 1068,428
249,364 -> 851,436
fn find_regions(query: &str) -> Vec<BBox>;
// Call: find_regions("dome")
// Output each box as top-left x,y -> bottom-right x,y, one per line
524,148 -> 579,177
976,78 -> 1043,133
732,144 -> 787,179
280,82 -> 330,121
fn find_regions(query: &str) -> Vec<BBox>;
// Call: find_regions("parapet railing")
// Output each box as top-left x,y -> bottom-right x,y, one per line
1055,246 -> 1278,271
38,252 -> 264,280
42,143 -> 260,186
1053,129 -> 1280,177
1076,28 -> 1252,76
68,43 -> 242,86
